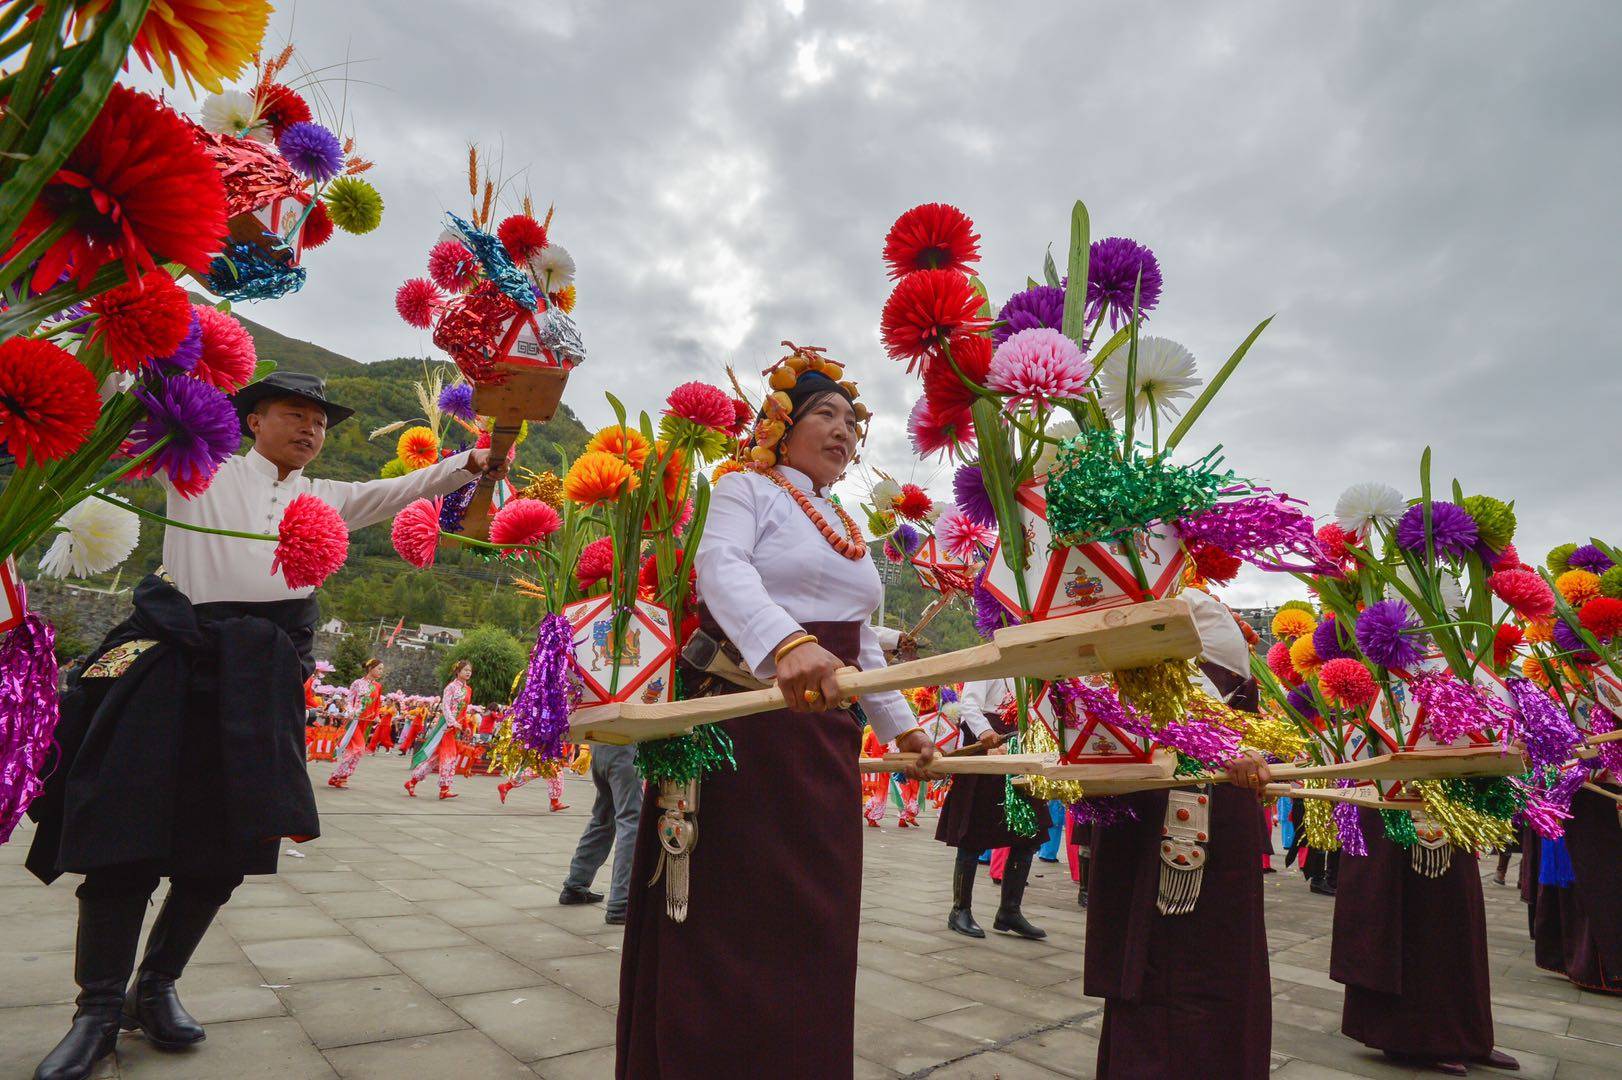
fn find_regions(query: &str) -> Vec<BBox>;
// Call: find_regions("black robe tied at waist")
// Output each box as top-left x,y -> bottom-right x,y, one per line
27,573 -> 320,883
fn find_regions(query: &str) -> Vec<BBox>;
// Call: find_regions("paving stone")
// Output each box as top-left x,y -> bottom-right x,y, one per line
926,1050 -> 1074,1078
920,1002 -> 1045,1044
465,919 -> 605,965
856,966 -> 977,1021
446,984 -> 617,1062
242,935 -> 400,984
384,943 -> 542,997
344,913 -> 473,951
323,1028 -> 536,1078
0,947 -> 75,1007
305,888 -> 420,920
278,973 -> 467,1049
852,1001 -> 985,1074
216,903 -> 349,943
282,871 -> 380,894
375,876 -> 482,902
174,960 -> 287,1023
529,1044 -> 619,1079
1000,1023 -> 1100,1078
416,895 -> 529,926
116,1016 -> 338,1078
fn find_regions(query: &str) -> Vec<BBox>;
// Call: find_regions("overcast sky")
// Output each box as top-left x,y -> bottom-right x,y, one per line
141,0 -> 1622,604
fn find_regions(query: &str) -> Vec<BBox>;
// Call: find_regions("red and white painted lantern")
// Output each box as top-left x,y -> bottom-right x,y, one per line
1027,677 -> 1156,765
0,557 -> 23,635
909,537 -> 975,595
564,595 -> 677,707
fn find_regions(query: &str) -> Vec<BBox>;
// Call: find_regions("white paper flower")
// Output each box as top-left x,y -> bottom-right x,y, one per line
1094,337 -> 1200,420
1393,565 -> 1465,612
940,701 -> 963,721
526,244 -> 575,292
1335,482 -> 1406,539
38,499 -> 140,579
1034,419 -> 1081,477
200,90 -> 269,142
870,477 -> 902,510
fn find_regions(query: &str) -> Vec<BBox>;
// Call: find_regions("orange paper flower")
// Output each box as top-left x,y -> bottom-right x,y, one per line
585,424 -> 651,470
565,450 -> 638,505
396,426 -> 440,471
78,0 -> 272,94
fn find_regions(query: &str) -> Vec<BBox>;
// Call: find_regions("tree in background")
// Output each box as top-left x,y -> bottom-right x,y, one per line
438,626 -> 527,706
333,630 -> 373,684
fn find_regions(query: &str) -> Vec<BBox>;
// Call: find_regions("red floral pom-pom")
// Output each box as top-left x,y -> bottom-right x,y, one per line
1319,658 -> 1378,708
1489,567 -> 1555,620
428,240 -> 479,292
1315,523 -> 1351,561
880,269 -> 989,370
299,198 -> 334,249
1191,543 -> 1243,585
895,483 -> 933,522
258,83 -> 312,138
490,498 -> 562,549
882,203 -> 981,280
395,277 -> 444,329
273,494 -> 349,588
665,381 -> 736,432
496,214 -> 548,261
0,338 -> 101,467
576,536 -> 615,593
191,305 -> 257,391
907,396 -> 974,460
89,270 -> 193,372
1265,640 -> 1301,686
1492,623 -> 1524,669
728,398 -> 754,437
923,332 -> 993,416
1491,542 -> 1522,571
391,498 -> 441,568
1579,596 -> 1622,641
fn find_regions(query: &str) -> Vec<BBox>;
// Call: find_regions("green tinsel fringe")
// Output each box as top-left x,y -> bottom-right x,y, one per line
632,670 -> 738,784
1002,775 -> 1038,836
1379,808 -> 1418,847
1438,776 -> 1526,821
1173,753 -> 1208,777
1043,427 -> 1238,546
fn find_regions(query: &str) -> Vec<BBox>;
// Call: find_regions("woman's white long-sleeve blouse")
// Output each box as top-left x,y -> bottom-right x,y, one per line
693,466 -> 916,742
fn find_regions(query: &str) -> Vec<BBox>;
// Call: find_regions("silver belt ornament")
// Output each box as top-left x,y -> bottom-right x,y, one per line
649,779 -> 700,922
1157,786 -> 1211,916
1408,809 -> 1452,878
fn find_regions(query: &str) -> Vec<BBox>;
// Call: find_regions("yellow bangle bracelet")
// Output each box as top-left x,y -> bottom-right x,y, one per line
896,726 -> 926,744
774,633 -> 819,665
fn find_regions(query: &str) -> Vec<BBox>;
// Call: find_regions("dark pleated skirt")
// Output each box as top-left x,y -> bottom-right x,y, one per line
1084,787 -> 1271,1079
934,773 -> 1051,851
615,622 -> 864,1080
1333,808 -> 1494,1059
1534,788 -> 1622,994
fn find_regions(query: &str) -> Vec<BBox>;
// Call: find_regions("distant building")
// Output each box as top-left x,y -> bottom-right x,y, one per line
319,617 -> 346,634
415,624 -> 463,646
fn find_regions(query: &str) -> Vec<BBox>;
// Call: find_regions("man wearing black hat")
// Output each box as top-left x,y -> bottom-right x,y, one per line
28,372 -> 503,1080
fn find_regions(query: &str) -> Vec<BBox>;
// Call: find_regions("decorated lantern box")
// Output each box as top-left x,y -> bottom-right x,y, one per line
227,195 -> 307,267
564,595 -> 677,707
1027,677 -> 1156,766
982,479 -> 1186,622
0,557 -> 24,635
910,537 -> 974,595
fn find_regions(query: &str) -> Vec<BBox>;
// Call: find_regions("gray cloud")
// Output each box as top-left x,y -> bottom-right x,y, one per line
143,0 -> 1622,602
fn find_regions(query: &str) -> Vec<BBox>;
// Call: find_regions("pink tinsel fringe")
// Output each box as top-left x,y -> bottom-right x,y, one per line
0,613 -> 59,845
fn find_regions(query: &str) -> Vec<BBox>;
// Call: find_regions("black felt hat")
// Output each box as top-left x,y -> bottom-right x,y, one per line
231,371 -> 356,437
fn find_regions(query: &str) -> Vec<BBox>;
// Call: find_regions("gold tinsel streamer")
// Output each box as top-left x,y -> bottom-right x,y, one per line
520,471 -> 564,508
1298,778 -> 1341,852
1411,780 -> 1516,851
488,719 -> 560,779
1238,712 -> 1309,762
1018,720 -> 1089,803
1114,660 -> 1197,729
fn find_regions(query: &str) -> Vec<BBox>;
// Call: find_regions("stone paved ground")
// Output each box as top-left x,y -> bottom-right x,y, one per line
2,762 -> 1618,1079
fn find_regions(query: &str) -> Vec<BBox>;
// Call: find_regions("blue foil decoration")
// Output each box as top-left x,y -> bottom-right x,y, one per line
444,213 -> 537,312
207,242 -> 306,301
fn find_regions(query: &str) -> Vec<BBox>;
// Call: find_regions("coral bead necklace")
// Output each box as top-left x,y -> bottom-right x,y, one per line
764,468 -> 867,560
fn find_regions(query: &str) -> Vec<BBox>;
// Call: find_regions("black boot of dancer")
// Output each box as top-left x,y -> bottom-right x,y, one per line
993,847 -> 1048,940
947,848 -> 985,938
121,878 -> 236,1049
35,891 -> 147,1080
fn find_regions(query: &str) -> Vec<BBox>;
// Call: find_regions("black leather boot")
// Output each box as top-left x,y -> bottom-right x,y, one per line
1076,856 -> 1090,909
993,848 -> 1048,940
947,849 -> 985,938
35,892 -> 146,1080
120,886 -> 223,1049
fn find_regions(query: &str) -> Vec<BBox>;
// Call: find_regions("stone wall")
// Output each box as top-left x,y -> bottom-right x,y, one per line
312,629 -> 452,696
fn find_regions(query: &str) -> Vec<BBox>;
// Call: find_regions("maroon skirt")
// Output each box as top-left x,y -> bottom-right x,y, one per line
1084,786 -> 1271,1079
934,773 -> 1051,851
1332,808 -> 1494,1059
1533,787 -> 1622,993
616,622 -> 864,1079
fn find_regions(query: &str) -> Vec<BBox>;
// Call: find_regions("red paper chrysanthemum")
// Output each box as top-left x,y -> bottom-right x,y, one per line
1493,623 -> 1524,669
88,270 -> 193,372
923,332 -> 993,416
665,381 -> 736,432
577,536 -> 615,592
428,240 -> 479,292
1491,542 -> 1522,571
272,494 -> 349,588
895,483 -> 933,522
1579,597 -> 1622,641
7,84 -> 227,290
882,203 -> 981,280
1191,543 -> 1243,585
497,214 -> 549,262
490,498 -> 562,549
638,549 -> 693,602
391,498 -> 442,568
1265,640 -> 1301,686
258,83 -> 313,138
1315,523 -> 1351,561
1489,567 -> 1555,620
880,269 -> 989,370
395,277 -> 444,329
907,396 -> 975,460
728,398 -> 753,437
0,338 -> 101,467
299,199 -> 334,249
1319,658 -> 1378,708
191,305 -> 257,391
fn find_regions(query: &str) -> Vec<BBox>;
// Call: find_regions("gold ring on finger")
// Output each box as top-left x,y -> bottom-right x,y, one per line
804,689 -> 823,704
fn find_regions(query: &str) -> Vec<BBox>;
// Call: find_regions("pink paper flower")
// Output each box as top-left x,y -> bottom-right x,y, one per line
272,495 -> 349,588
391,498 -> 441,568
936,506 -> 994,560
985,328 -> 1089,409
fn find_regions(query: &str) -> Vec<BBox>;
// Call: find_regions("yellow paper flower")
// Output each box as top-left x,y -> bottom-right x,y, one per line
79,0 -> 271,94
1271,608 -> 1317,641
586,425 -> 651,470
1520,657 -> 1550,686
1289,634 -> 1322,678
564,450 -> 638,505
551,285 -> 576,314
711,459 -> 745,484
396,426 -> 440,471
1556,569 -> 1601,607
1523,617 -> 1554,645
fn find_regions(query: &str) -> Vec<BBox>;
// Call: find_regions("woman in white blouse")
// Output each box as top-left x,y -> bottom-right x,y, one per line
616,353 -> 936,1079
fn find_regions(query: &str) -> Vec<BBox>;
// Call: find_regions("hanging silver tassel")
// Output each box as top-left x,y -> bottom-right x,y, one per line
1408,809 -> 1452,878
1157,787 -> 1211,916
648,779 -> 700,922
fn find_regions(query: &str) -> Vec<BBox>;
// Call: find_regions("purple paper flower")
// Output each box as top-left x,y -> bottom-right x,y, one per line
893,521 -> 922,556
993,284 -> 1067,345
953,464 -> 997,529
1395,501 -> 1479,561
278,121 -> 345,183
1286,686 -> 1319,719
1312,615 -> 1352,662
509,613 -> 576,760
129,374 -> 241,495
1568,544 -> 1614,574
437,382 -> 476,424
1505,676 -> 1582,769
1087,237 -> 1162,329
153,311 -> 202,373
1354,599 -> 1428,670
973,567 -> 1016,639
939,686 -> 959,705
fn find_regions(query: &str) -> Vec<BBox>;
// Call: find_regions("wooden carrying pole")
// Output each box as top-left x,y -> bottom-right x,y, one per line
858,754 -> 1050,776
456,363 -> 570,541
570,597 -> 1201,744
